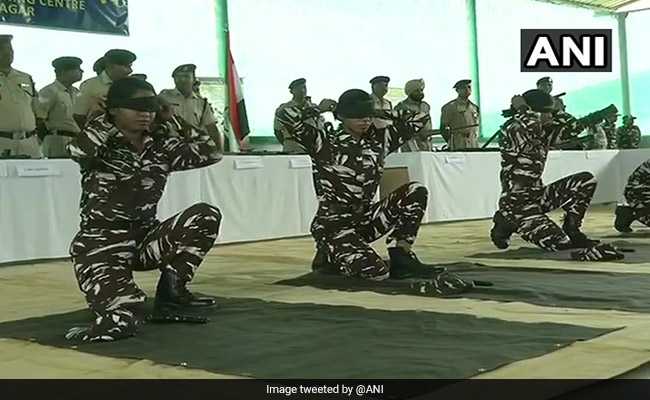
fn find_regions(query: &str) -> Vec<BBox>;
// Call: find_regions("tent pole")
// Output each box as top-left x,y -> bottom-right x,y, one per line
617,12 -> 631,117
466,0 -> 482,138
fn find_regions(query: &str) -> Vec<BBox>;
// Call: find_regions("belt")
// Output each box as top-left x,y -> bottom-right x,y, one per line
0,131 -> 35,140
45,130 -> 78,138
81,219 -> 157,231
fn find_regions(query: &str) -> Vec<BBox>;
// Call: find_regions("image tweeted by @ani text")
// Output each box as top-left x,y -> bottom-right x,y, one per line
266,383 -> 385,398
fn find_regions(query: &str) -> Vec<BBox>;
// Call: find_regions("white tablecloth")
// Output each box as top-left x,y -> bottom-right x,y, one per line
1,149 -> 649,264
384,149 -> 650,223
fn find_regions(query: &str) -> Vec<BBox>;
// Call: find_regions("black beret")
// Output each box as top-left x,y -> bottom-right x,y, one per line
370,76 -> 390,84
52,56 -> 82,71
289,78 -> 306,90
172,63 -> 196,77
453,79 -> 471,89
104,49 -> 136,66
522,89 -> 554,113
536,76 -> 552,85
335,89 -> 373,119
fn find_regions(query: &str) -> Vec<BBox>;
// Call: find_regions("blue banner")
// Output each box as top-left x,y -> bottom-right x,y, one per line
0,0 -> 129,36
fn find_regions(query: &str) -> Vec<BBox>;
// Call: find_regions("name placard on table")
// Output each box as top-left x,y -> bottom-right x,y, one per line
15,165 -> 62,177
233,157 -> 264,170
289,157 -> 311,169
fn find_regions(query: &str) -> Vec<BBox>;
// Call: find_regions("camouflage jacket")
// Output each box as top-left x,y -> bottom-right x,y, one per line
499,110 -> 584,194
617,125 -> 641,149
602,120 -> 617,149
67,114 -> 222,225
626,160 -> 650,192
275,105 -> 428,210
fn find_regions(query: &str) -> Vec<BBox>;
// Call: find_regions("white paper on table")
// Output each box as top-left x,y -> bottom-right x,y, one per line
16,165 -> 61,177
289,157 -> 311,169
0,163 -> 7,177
233,157 -> 264,170
445,156 -> 466,165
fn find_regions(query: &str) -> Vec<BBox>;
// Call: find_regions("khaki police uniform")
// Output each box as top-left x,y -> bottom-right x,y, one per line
440,98 -> 480,150
371,93 -> 392,129
74,70 -> 112,119
0,68 -> 41,158
37,80 -> 80,157
159,88 -> 217,129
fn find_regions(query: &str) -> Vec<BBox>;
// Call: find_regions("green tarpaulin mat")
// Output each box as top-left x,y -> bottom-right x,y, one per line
276,262 -> 650,313
0,297 -> 613,379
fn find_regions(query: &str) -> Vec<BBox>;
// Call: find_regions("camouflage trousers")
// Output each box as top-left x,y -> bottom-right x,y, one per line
499,172 -> 596,251
69,202 -> 222,341
623,160 -> 650,226
311,182 -> 428,280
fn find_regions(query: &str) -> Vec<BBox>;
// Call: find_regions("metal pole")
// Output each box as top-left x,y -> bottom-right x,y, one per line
215,0 -> 239,151
215,0 -> 228,94
466,0 -> 482,138
617,12 -> 631,116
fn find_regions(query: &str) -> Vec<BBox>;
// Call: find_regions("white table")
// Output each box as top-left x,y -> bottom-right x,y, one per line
2,149 -> 649,264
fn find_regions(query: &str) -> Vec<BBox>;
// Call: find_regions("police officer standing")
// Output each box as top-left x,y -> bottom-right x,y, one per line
274,78 -> 322,154
37,57 -> 83,158
369,75 -> 392,129
92,57 -> 105,77
397,79 -> 433,152
159,64 -> 220,142
440,79 -> 480,151
74,49 -> 135,128
0,35 -> 41,158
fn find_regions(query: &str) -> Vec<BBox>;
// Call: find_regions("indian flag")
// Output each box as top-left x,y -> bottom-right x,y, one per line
227,47 -> 250,142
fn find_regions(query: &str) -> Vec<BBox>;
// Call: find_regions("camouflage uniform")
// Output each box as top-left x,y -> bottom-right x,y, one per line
275,105 -> 429,280
621,160 -> 650,226
602,119 -> 617,149
274,99 -> 322,154
617,124 -> 641,149
66,115 -> 222,341
497,110 -> 597,250
396,98 -> 433,152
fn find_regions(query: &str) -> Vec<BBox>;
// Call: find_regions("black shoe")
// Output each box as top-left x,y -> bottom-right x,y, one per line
154,270 -> 218,314
387,247 -> 446,279
490,211 -> 515,249
562,214 -> 600,248
614,205 -> 635,233
311,246 -> 339,275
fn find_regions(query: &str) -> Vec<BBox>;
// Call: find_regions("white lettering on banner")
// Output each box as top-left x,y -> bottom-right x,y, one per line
234,157 -> 264,170
289,157 -> 311,169
16,165 -> 61,177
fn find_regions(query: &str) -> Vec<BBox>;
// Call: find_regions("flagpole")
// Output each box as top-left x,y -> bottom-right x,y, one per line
215,0 -> 239,152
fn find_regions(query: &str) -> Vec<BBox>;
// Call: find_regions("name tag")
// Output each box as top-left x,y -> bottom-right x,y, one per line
16,165 -> 61,177
289,157 -> 311,169
234,157 -> 264,170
